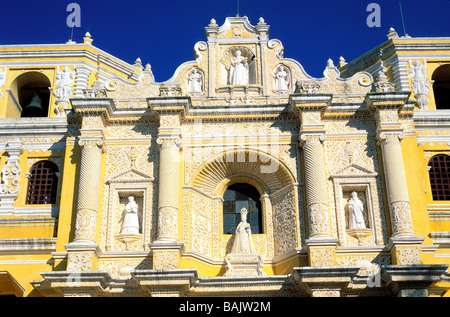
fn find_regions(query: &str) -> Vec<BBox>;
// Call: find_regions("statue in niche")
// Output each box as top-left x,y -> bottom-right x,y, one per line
229,50 -> 249,85
230,208 -> 256,254
347,192 -> 367,230
187,67 -> 203,93
274,65 -> 290,91
120,196 -> 140,234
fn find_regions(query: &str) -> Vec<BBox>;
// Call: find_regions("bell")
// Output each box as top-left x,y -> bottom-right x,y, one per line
22,93 -> 44,117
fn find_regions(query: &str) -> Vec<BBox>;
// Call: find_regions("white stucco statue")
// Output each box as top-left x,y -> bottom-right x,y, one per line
120,196 -> 140,234
187,68 -> 203,93
230,208 -> 256,254
274,65 -> 290,91
229,50 -> 249,85
347,192 -> 366,229
408,59 -> 431,109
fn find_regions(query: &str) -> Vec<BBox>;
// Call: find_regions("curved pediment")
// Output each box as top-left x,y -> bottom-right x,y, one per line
95,16 -> 374,113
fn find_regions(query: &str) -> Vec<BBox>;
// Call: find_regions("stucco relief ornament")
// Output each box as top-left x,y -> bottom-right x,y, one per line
0,142 -> 23,209
373,52 -> 395,93
0,68 -> 6,99
53,66 -> 75,116
408,60 -> 431,109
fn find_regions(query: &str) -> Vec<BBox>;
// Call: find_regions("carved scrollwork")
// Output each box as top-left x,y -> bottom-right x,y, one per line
390,201 -> 414,235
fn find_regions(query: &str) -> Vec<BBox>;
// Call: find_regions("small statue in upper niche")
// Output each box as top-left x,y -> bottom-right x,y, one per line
229,50 -> 249,85
187,68 -> 203,93
274,65 -> 290,91
230,208 -> 256,254
347,192 -> 366,229
120,196 -> 140,234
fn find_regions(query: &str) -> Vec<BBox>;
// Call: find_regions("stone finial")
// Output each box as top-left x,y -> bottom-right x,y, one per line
339,56 -> 347,68
387,27 -> 398,39
134,58 -> 143,71
83,32 -> 93,45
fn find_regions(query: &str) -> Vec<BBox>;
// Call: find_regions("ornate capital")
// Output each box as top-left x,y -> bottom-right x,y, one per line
377,131 -> 404,146
156,136 -> 182,150
78,137 -> 106,153
299,133 -> 326,147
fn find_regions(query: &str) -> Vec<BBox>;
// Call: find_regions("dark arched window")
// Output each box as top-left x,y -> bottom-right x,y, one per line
428,154 -> 450,201
223,183 -> 262,234
432,64 -> 450,110
26,161 -> 59,204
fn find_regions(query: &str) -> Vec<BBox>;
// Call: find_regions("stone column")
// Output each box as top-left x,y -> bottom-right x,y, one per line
65,133 -> 105,271
156,134 -> 182,242
378,132 -> 415,237
367,91 -> 424,265
148,97 -> 189,270
300,134 -> 332,240
290,94 -> 338,266
72,135 -> 105,244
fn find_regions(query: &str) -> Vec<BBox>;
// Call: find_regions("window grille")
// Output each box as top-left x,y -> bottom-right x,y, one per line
26,161 -> 59,204
428,154 -> 450,201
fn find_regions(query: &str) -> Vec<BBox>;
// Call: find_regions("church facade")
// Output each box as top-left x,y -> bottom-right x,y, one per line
0,16 -> 449,297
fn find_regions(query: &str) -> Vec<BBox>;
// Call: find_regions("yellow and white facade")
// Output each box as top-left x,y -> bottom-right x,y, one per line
0,17 -> 449,297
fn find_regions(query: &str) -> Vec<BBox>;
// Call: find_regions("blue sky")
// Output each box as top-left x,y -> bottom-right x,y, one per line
1,0 -> 449,81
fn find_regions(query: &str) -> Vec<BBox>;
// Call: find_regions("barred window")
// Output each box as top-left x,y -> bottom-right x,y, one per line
428,154 -> 450,201
26,161 -> 59,204
223,183 -> 262,234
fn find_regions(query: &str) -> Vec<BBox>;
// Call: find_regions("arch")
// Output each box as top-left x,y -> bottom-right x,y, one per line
26,160 -> 59,205
189,147 -> 296,196
8,71 -> 51,117
432,64 -> 450,110
428,154 -> 450,201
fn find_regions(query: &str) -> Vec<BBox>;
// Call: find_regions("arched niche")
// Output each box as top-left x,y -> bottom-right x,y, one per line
432,64 -> 450,110
7,71 -> 51,117
183,147 -> 301,259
